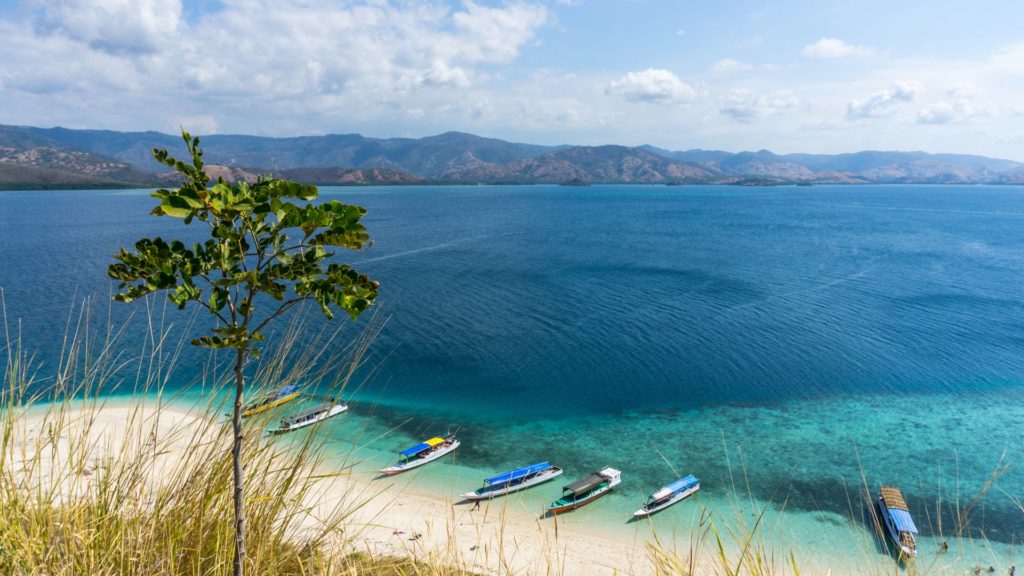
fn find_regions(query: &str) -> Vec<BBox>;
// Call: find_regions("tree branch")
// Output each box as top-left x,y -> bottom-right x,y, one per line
251,298 -> 305,335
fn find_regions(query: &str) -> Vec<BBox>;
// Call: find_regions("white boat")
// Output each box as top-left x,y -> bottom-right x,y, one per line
269,402 -> 347,435
462,462 -> 563,501
633,474 -> 700,517
379,435 -> 460,475
878,486 -> 918,557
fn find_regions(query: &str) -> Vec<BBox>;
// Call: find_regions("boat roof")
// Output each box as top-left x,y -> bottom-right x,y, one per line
272,385 -> 298,397
880,486 -> 908,510
400,437 -> 446,457
651,475 -> 699,500
485,462 -> 550,486
563,473 -> 605,498
286,402 -> 332,422
879,486 -> 917,533
888,508 -> 918,534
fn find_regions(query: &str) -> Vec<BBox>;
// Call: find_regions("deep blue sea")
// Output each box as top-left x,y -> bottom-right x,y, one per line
2,184 -> 1022,566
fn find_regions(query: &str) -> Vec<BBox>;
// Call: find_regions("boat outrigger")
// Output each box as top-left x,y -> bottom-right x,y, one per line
633,474 -> 700,517
268,401 -> 347,435
546,467 -> 621,515
877,486 -> 918,557
241,385 -> 301,418
462,462 -> 563,501
379,434 -> 460,476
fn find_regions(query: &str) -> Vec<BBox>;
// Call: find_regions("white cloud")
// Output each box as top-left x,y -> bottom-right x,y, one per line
847,82 -> 918,119
711,59 -> 752,74
802,37 -> 874,59
719,88 -> 799,123
421,60 -> 472,88
0,0 -> 552,133
917,87 -> 987,124
451,1 -> 549,63
605,68 -> 696,104
31,0 -> 183,55
917,97 -> 982,124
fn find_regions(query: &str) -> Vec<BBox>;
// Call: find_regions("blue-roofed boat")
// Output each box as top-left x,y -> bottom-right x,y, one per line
633,474 -> 700,517
379,434 -> 460,476
240,385 -> 301,418
462,462 -> 563,501
878,486 -> 917,557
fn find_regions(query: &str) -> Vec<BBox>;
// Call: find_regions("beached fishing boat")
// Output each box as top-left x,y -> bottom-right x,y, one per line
633,474 -> 700,517
241,385 -> 301,417
268,401 -> 347,435
462,462 -> 563,501
877,486 -> 917,557
379,434 -> 460,475
546,466 -> 621,515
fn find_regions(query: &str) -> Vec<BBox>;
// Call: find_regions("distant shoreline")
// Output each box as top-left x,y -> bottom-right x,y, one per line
7,181 -> 1024,192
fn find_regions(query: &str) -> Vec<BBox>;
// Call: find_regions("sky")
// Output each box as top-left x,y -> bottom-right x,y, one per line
3,0 -> 1024,158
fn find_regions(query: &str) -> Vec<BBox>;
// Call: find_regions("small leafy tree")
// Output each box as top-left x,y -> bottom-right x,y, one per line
108,131 -> 379,576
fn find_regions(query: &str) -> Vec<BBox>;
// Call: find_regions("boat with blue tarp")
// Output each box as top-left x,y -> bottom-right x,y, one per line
633,474 -> 700,517
241,385 -> 301,418
878,486 -> 917,557
380,434 -> 460,476
462,462 -> 563,501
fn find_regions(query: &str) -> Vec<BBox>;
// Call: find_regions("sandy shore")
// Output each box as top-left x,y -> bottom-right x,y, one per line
5,399 -> 681,575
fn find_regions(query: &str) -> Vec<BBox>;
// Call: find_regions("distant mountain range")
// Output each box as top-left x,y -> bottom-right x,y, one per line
3,123 -> 1024,189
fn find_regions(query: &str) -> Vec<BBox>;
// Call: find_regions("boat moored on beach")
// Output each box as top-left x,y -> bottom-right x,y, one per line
877,486 -> 917,557
268,401 -> 347,435
463,462 -> 563,501
546,466 -> 621,515
241,385 -> 301,417
379,434 -> 460,475
633,474 -> 700,517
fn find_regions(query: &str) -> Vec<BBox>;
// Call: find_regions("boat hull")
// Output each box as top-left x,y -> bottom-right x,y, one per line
269,405 -> 347,435
241,392 -> 301,418
380,440 -> 461,475
633,484 -> 699,517
463,467 -> 563,501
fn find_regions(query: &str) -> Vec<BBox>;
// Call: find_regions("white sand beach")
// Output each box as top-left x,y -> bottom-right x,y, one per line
5,400 -> 677,575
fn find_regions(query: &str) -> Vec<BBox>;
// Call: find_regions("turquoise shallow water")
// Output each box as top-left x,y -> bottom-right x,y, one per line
2,184 -> 1024,569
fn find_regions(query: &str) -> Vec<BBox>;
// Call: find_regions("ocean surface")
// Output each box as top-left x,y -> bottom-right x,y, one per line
2,184 -> 1023,569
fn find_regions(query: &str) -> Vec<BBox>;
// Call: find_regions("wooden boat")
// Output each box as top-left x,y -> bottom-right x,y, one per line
462,462 -> 563,501
379,434 -> 460,476
877,486 -> 917,557
633,474 -> 700,517
546,466 -> 621,515
241,385 -> 301,418
268,401 -> 347,435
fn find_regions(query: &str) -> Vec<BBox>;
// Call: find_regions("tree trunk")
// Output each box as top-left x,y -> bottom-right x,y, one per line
232,348 -> 246,576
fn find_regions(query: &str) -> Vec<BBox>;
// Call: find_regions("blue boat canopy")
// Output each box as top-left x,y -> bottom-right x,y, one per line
665,474 -> 699,493
272,385 -> 298,398
889,508 -> 918,534
485,462 -> 550,486
652,474 -> 699,499
400,442 -> 431,457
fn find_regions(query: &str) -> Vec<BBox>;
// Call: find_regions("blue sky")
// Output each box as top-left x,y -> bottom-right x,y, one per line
3,0 -> 1024,158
